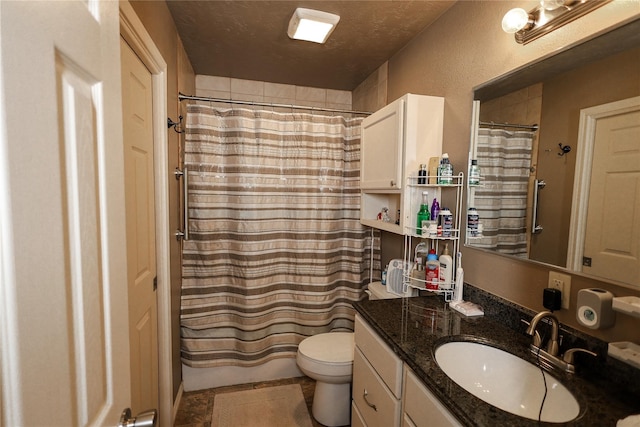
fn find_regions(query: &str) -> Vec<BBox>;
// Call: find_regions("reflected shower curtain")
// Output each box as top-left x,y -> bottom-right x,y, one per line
181,103 -> 377,368
473,128 -> 535,257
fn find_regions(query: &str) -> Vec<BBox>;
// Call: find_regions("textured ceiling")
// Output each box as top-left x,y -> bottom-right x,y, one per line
166,1 -> 456,91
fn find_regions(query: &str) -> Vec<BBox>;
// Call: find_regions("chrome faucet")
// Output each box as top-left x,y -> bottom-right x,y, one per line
525,310 -> 597,373
526,310 -> 560,356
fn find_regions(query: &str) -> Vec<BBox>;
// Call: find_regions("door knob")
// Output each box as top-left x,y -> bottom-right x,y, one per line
118,408 -> 157,427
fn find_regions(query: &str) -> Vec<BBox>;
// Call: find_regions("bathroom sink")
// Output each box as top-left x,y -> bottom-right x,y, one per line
434,341 -> 580,423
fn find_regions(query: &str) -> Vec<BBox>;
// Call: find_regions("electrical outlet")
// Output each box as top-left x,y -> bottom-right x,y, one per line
548,271 -> 571,309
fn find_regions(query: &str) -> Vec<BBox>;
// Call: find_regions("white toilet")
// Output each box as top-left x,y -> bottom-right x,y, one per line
296,332 -> 355,427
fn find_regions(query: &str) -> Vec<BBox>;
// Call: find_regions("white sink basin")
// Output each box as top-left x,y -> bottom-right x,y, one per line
435,341 -> 580,423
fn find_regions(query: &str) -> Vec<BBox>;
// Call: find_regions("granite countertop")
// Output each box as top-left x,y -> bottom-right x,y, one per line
353,295 -> 640,426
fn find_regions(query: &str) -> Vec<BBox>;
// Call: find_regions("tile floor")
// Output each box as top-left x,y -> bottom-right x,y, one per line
174,376 -> 330,427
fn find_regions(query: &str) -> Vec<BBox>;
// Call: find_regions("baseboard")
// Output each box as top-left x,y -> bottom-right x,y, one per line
172,381 -> 184,424
182,358 -> 304,391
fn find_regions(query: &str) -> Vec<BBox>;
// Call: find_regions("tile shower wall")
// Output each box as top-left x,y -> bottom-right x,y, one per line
478,83 -> 543,126
195,75 -> 352,111
352,62 -> 388,113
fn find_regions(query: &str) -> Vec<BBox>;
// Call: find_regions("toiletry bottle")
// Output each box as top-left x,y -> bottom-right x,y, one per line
469,159 -> 480,185
439,244 -> 453,290
425,249 -> 439,290
416,191 -> 430,235
439,208 -> 453,237
430,198 -> 440,223
467,207 -> 479,237
438,153 -> 453,184
381,265 -> 388,285
418,164 -> 427,184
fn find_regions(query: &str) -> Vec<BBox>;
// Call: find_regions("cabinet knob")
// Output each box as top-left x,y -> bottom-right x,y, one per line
390,180 -> 396,187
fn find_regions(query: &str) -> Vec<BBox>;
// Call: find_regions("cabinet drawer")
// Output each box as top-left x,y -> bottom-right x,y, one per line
354,315 -> 403,398
353,348 -> 401,427
403,367 -> 462,427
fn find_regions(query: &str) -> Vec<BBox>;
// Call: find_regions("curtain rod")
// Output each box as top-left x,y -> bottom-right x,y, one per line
178,92 -> 371,116
479,121 -> 538,131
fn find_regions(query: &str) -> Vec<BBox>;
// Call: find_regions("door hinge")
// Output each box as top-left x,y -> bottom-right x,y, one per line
153,276 -> 158,291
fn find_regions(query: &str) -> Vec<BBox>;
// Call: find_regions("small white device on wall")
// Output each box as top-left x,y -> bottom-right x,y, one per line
576,288 -> 615,329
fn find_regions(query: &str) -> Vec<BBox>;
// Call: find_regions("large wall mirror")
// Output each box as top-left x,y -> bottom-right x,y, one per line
466,19 -> 640,288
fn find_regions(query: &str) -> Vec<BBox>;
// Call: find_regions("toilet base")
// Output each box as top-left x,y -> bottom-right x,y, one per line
311,380 -> 351,427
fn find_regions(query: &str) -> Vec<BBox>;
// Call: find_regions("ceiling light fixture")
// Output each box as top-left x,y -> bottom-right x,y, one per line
503,0 -> 611,44
287,8 -> 340,44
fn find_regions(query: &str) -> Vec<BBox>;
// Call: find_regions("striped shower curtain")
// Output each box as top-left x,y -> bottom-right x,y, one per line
472,128 -> 535,257
180,103 -> 377,368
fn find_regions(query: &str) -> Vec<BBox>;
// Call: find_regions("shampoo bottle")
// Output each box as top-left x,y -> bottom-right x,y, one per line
425,249 -> 439,290
439,244 -> 453,289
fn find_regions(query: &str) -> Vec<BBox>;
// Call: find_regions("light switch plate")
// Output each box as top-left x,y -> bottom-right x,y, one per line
548,271 -> 571,309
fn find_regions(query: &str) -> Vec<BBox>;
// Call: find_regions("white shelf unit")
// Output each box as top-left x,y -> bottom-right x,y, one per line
402,173 -> 464,301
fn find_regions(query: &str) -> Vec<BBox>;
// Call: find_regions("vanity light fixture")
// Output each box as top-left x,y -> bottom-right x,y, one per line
503,0 -> 611,44
287,8 -> 340,44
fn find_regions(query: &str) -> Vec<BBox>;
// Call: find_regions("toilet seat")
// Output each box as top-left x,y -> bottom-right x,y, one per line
298,332 -> 354,364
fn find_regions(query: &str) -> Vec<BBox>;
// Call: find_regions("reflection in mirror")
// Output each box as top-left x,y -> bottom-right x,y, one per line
466,19 -> 640,288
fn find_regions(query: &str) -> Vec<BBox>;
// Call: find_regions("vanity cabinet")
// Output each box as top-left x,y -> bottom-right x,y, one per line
353,315 -> 403,427
402,367 -> 462,427
353,314 -> 462,427
360,94 -> 444,234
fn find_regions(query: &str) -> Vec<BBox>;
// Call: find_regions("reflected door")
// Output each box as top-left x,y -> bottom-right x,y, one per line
583,102 -> 640,285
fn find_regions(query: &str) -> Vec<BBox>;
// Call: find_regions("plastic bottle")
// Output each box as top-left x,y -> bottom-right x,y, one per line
425,249 -> 439,290
438,153 -> 453,185
430,198 -> 440,222
439,244 -> 453,290
467,207 -> 479,237
439,208 -> 453,237
416,191 -> 430,235
381,265 -> 387,285
418,164 -> 427,185
469,159 -> 481,186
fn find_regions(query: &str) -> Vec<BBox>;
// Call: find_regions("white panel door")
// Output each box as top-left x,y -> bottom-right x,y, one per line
0,1 -> 131,426
583,106 -> 640,285
121,37 -> 159,415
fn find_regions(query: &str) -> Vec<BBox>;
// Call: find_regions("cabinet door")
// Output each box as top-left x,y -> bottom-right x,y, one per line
360,98 -> 404,189
403,368 -> 462,427
353,348 -> 401,427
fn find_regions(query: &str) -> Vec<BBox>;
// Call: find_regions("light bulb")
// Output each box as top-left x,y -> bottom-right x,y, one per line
502,8 -> 530,34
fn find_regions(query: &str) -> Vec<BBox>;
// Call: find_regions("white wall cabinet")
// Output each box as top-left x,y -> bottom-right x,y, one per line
352,315 -> 462,427
360,94 -> 444,234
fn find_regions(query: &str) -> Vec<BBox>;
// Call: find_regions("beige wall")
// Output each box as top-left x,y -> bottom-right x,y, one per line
364,1 -> 640,342
129,0 -> 195,400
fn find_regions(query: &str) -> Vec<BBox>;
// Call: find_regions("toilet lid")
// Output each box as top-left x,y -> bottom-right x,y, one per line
298,332 -> 354,363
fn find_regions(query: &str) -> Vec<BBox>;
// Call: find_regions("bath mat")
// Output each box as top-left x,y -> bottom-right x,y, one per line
211,384 -> 314,427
